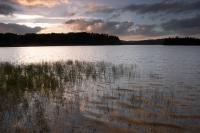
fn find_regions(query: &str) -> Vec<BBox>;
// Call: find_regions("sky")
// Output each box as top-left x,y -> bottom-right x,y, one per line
0,0 -> 200,40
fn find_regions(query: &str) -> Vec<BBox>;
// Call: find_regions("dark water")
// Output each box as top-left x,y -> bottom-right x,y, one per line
0,46 -> 200,133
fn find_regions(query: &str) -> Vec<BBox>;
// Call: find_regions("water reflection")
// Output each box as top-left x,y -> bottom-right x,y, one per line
0,61 -> 199,133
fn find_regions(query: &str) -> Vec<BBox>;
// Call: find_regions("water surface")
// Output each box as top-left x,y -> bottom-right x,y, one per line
0,45 -> 200,133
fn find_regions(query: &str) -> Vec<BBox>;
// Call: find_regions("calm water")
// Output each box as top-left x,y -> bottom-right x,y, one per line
0,45 -> 200,133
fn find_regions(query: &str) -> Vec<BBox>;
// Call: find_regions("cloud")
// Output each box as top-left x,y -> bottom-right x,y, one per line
63,18 -> 174,40
0,3 -> 17,15
65,19 -> 134,35
81,1 -> 200,20
134,24 -> 164,37
80,1 -> 200,17
66,12 -> 76,17
64,18 -> 163,37
0,23 -> 42,34
161,15 -> 200,36
64,16 -> 200,39
7,0 -> 69,7
85,4 -> 115,14
122,1 -> 200,14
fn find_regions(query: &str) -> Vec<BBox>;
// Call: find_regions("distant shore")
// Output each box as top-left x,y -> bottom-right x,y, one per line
123,37 -> 200,46
0,32 -> 121,47
0,33 -> 199,46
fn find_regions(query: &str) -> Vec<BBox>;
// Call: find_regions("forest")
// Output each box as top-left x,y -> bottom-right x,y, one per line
0,32 -> 121,46
0,33 -> 199,46
123,37 -> 200,45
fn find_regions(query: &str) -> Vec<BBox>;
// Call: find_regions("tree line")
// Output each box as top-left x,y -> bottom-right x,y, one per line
0,32 -> 121,46
123,37 -> 200,45
163,37 -> 200,45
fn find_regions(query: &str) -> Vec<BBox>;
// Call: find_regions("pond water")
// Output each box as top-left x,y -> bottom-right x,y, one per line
0,45 -> 200,133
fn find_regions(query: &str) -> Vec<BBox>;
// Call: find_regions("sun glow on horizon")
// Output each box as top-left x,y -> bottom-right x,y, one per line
14,14 -> 44,19
39,24 -> 73,33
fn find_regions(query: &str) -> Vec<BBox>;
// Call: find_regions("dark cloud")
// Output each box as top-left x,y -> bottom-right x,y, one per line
83,1 -> 200,21
67,12 -> 76,17
65,19 -> 134,35
85,4 -> 115,14
0,3 -> 17,15
161,15 -> 200,36
134,24 -> 164,37
65,19 -> 162,37
0,23 -> 42,34
122,1 -> 200,14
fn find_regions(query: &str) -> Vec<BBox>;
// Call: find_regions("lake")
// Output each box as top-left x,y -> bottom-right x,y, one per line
0,45 -> 200,133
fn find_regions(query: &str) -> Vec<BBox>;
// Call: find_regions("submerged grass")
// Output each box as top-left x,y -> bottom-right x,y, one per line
0,60 -> 136,92
0,60 -> 137,133
0,60 -> 136,107
0,60 -> 199,133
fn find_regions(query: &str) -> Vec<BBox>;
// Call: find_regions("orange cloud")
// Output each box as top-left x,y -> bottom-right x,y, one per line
86,3 -> 113,13
13,0 -> 69,7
